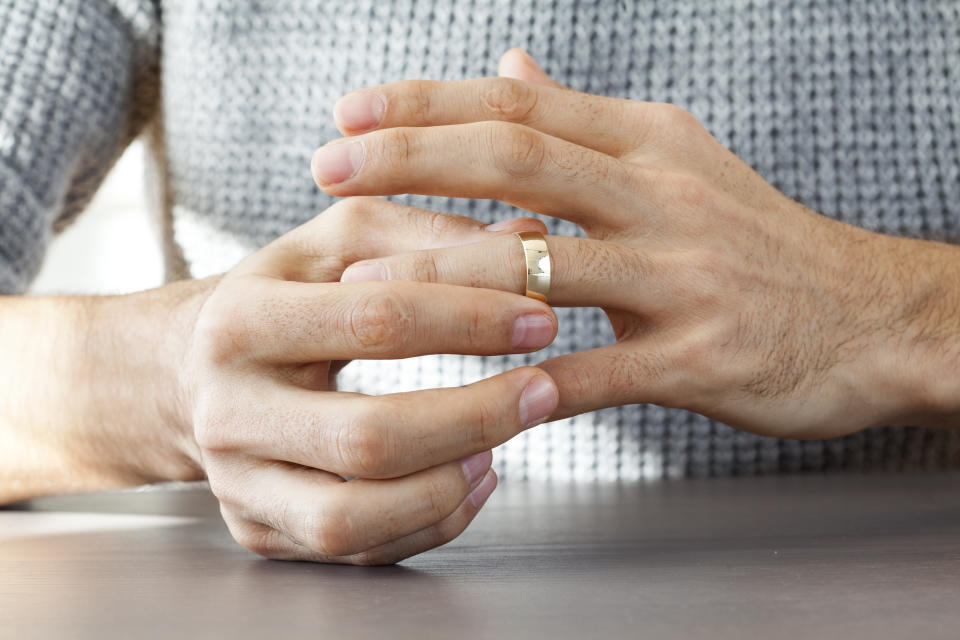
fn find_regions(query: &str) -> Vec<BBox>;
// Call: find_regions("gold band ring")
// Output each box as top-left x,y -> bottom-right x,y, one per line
515,231 -> 551,303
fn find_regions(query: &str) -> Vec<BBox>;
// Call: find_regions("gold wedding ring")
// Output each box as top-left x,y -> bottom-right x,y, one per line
515,231 -> 551,303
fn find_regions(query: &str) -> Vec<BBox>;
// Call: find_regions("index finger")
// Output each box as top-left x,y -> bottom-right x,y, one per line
207,278 -> 558,364
333,77 -> 649,157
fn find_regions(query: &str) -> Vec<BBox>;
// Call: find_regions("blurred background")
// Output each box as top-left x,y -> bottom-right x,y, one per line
28,141 -> 162,295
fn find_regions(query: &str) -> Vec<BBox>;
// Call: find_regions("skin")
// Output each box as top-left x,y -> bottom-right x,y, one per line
1,197 -> 561,565
314,48 -> 960,439
5,47 -> 960,565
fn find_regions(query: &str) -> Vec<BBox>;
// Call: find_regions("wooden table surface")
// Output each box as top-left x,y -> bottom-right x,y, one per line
2,473 -> 959,639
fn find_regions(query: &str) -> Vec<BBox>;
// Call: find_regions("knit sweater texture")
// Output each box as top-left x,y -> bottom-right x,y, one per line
2,0 -> 960,480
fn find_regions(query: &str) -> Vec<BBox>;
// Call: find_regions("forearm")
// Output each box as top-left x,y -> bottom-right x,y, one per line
0,278 -> 215,504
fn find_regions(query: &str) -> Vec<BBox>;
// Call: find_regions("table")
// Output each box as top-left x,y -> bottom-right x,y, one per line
2,473 -> 960,639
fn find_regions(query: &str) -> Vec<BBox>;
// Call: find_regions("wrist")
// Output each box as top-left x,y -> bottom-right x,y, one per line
75,277 -> 219,486
121,276 -> 220,481
852,233 -> 960,429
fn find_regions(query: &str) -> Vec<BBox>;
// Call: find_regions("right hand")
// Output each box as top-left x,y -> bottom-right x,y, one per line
181,197 -> 559,564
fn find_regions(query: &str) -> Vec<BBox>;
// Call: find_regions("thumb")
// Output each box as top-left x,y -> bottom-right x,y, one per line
497,48 -> 566,88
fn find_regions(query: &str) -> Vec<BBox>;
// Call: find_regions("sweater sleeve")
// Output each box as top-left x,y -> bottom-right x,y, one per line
0,0 -> 160,293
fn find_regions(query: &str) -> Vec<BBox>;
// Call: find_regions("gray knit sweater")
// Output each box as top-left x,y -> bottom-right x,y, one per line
2,0 -> 960,479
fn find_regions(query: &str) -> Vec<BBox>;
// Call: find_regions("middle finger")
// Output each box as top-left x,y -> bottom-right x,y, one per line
233,366 -> 558,479
311,123 -> 640,231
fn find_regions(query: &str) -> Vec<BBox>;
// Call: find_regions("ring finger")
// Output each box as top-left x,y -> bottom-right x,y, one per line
220,469 -> 496,564
341,233 -> 660,311
213,451 -> 495,559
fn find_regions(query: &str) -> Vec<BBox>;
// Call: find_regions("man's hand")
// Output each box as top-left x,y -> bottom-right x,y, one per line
183,197 -> 559,564
313,49 -> 960,439
1,195 -> 559,565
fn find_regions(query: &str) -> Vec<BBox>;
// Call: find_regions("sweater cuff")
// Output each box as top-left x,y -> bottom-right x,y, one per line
0,160 -> 48,294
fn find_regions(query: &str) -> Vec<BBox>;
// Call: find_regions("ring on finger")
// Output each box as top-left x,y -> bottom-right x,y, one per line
515,231 -> 551,303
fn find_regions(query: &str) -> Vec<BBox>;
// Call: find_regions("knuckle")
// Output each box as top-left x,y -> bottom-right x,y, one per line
463,306 -> 488,347
208,475 -> 241,511
657,102 -> 697,124
303,502 -> 353,557
422,209 -> 476,238
319,197 -> 372,243
191,287 -> 254,366
651,102 -> 702,133
661,172 -> 714,211
220,507 -> 276,558
481,78 -> 540,123
621,102 -> 660,147
423,476 -> 451,522
625,102 -> 702,149
652,103 -> 708,145
378,127 -> 414,168
431,509 -> 471,546
675,247 -> 731,304
407,252 -> 441,284
347,292 -> 412,352
192,410 -> 222,453
400,79 -> 434,122
191,391 -> 239,453
226,518 -> 259,551
328,196 -> 376,227
234,527 -> 277,558
337,413 -> 394,476
561,361 -> 598,402
325,198 -> 365,242
471,395 -> 499,448
312,197 -> 384,267
490,122 -> 548,179
553,142 -> 621,186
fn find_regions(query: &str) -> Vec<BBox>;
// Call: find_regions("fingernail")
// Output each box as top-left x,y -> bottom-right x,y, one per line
311,139 -> 365,186
334,90 -> 386,132
469,471 -> 497,508
512,313 -> 555,350
461,450 -> 493,486
518,375 -> 558,428
485,220 -> 513,232
341,262 -> 386,283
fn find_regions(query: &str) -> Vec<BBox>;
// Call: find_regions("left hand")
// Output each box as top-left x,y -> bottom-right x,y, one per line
311,49 -> 960,439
